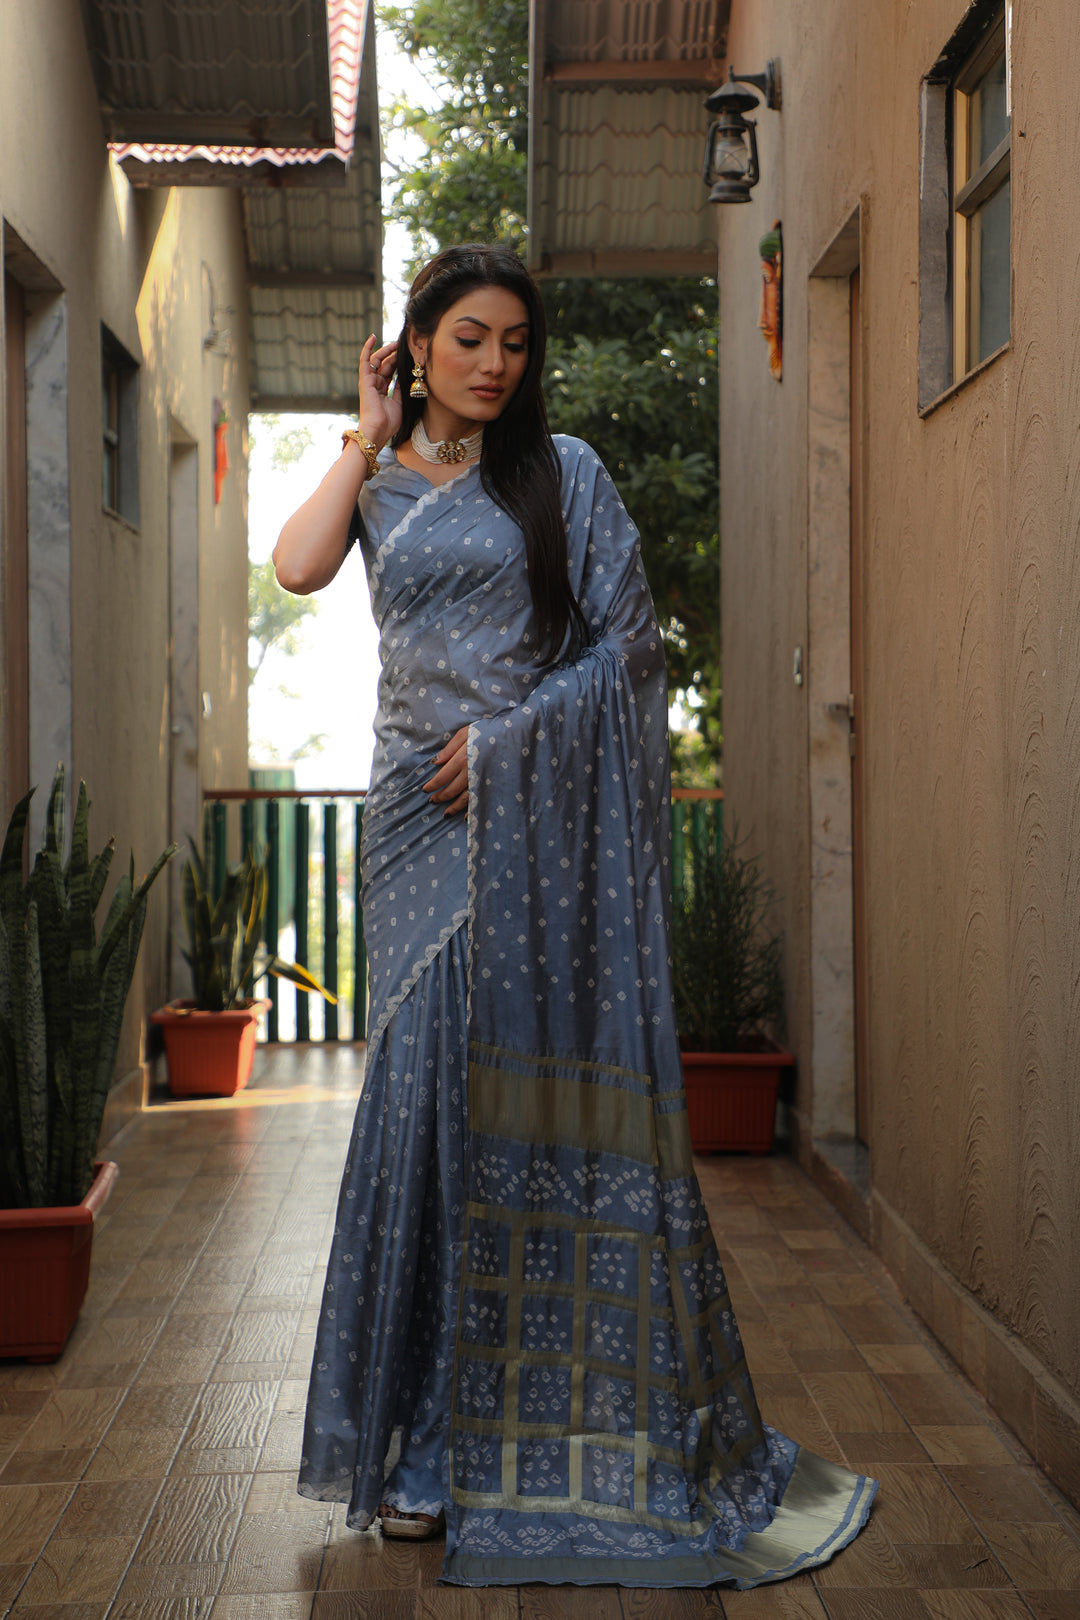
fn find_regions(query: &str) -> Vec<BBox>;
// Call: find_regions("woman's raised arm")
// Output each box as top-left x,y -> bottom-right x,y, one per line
273,335 -> 399,594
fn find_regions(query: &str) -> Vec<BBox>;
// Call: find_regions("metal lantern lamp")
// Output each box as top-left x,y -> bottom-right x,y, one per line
702,62 -> 781,204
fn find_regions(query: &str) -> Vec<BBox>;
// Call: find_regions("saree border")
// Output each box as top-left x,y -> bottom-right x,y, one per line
443,1450 -> 878,1589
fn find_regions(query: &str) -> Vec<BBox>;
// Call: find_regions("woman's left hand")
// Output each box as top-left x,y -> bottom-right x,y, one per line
423,726 -> 470,817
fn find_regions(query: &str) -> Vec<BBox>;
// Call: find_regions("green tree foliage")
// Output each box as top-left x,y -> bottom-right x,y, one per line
543,281 -> 721,768
248,559 -> 318,685
250,412 -> 314,471
380,0 -> 528,262
248,414 -> 319,687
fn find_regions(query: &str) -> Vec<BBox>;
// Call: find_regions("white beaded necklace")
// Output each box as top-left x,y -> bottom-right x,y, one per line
411,418 -> 483,466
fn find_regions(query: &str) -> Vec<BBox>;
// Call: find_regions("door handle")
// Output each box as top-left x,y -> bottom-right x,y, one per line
826,693 -> 855,721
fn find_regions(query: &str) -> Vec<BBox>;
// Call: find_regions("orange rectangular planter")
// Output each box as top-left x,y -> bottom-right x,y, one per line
0,1159 -> 119,1361
681,1043 -> 795,1154
151,999 -> 269,1097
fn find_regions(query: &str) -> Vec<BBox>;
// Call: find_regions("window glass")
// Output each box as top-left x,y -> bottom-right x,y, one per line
972,49 -> 1009,165
103,366 -> 119,512
973,176 -> 1010,361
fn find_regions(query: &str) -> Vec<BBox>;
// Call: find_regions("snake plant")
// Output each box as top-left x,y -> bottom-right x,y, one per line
180,819 -> 335,1013
671,824 -> 785,1054
0,767 -> 174,1209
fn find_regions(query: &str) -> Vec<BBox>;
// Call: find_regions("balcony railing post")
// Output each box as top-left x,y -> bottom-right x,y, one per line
691,802 -> 706,891
294,801 -> 310,1042
238,801 -> 256,998
265,798 -> 280,1043
671,801 -> 686,907
240,801 -> 255,862
354,801 -> 367,1040
323,802 -> 338,1041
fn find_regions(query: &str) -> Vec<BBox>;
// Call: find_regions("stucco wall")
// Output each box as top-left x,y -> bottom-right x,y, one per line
719,0 -> 1080,1456
1,0 -> 250,1094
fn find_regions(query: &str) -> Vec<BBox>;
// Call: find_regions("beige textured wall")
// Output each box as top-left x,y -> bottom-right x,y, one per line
1,0 -> 249,1086
720,0 -> 1080,1406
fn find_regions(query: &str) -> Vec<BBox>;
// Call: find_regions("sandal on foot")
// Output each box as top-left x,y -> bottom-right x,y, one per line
378,1504 -> 445,1540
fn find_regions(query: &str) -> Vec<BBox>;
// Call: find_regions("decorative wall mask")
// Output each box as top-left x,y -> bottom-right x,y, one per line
213,398 -> 230,504
759,222 -> 783,381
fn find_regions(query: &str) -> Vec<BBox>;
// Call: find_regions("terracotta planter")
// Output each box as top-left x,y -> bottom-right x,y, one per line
681,1042 -> 795,1154
151,999 -> 269,1098
0,1159 -> 119,1362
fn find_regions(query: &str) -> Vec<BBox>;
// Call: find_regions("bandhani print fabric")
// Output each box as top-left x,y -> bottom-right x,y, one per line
299,437 -> 877,1586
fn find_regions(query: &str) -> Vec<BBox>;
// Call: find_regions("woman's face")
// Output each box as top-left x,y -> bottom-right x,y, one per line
411,285 -> 530,432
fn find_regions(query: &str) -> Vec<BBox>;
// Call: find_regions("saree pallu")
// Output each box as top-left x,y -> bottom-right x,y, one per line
299,437 -> 877,1586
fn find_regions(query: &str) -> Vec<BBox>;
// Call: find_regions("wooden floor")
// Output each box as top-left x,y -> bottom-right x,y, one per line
2,1044 -> 1079,1619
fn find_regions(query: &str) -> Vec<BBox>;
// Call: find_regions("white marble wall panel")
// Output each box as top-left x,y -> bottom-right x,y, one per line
25,291 -> 72,845
168,439 -> 201,996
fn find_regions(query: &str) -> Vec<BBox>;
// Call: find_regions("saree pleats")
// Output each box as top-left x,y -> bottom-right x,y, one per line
299,925 -> 469,1529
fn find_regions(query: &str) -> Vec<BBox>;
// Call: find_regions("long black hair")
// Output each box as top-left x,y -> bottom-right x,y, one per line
392,244 -> 587,662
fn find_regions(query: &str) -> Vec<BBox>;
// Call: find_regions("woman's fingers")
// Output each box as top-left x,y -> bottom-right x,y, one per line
422,756 -> 467,796
355,336 -> 402,445
423,727 -> 470,814
431,726 -> 470,769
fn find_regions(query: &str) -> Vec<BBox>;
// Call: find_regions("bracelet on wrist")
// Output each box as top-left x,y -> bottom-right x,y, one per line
342,428 -> 380,479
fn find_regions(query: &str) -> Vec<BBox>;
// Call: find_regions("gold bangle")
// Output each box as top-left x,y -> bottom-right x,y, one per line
342,428 -> 380,479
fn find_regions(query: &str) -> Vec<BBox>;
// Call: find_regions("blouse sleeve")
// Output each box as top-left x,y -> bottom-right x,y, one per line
346,498 -> 366,552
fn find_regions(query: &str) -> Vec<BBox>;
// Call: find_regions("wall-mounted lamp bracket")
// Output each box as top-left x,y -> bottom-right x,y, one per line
729,60 -> 781,112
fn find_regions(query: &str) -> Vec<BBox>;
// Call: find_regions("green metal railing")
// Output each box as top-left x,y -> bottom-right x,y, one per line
204,786 -> 722,1044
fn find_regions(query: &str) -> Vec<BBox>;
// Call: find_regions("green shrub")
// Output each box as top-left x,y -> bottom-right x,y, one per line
672,828 -> 785,1053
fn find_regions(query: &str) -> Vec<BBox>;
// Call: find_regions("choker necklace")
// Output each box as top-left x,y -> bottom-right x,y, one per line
411,419 -> 483,465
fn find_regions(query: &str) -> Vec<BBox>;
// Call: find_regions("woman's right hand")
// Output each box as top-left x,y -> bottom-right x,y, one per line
274,333 -> 399,594
358,333 -> 401,451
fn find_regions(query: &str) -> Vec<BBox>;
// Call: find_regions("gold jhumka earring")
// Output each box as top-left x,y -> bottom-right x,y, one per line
410,362 -> 428,399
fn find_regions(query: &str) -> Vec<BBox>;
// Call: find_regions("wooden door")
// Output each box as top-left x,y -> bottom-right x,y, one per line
3,273 -> 29,813
850,266 -> 870,1144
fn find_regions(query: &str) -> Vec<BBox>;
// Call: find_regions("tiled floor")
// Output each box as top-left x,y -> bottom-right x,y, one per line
2,1045 -> 1079,1620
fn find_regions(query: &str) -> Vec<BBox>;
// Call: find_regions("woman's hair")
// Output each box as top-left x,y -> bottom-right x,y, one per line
392,244 -> 587,662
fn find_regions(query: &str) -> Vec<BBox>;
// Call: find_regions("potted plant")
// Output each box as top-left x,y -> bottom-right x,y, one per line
672,829 -> 794,1153
152,829 -> 335,1097
0,767 -> 174,1359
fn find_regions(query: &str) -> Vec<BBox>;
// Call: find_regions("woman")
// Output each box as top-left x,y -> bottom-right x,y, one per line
277,244 -> 876,1587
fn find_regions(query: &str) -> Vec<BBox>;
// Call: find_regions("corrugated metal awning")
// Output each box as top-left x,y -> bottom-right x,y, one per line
109,0 -> 366,187
245,3 -> 381,411
529,0 -> 729,277
81,0 -> 335,147
105,1 -> 381,411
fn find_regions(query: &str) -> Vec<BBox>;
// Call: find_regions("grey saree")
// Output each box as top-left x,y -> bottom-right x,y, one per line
298,435 -> 877,1586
